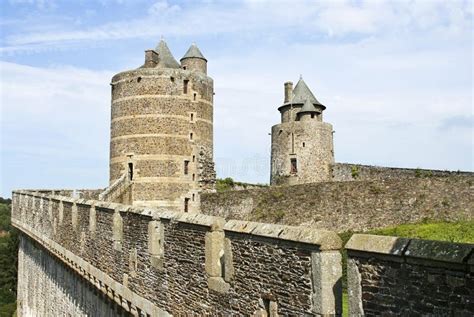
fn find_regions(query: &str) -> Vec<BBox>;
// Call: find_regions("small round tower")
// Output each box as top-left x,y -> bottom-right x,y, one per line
270,77 -> 334,185
180,43 -> 207,74
109,40 -> 215,212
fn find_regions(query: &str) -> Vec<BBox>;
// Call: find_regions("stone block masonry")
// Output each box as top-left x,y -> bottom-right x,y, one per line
12,190 -> 343,316
346,234 -> 474,316
201,175 -> 473,232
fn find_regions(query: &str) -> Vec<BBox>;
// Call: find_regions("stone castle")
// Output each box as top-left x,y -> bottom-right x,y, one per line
11,40 -> 473,316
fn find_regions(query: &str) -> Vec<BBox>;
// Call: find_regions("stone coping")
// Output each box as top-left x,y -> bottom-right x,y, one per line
12,218 -> 169,317
13,190 -> 341,249
346,234 -> 473,264
14,190 -> 224,230
224,220 -> 342,250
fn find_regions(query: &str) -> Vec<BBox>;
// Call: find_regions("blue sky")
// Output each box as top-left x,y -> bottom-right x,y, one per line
1,0 -> 473,197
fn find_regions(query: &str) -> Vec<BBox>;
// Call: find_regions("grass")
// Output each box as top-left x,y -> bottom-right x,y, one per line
368,220 -> 474,243
340,220 -> 473,316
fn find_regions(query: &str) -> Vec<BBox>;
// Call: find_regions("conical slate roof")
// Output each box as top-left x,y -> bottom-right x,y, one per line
298,99 -> 320,114
181,43 -> 207,61
155,39 -> 180,69
291,77 -> 324,107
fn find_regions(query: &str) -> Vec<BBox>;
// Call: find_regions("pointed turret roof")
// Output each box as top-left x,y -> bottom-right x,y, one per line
298,99 -> 320,114
155,39 -> 180,69
181,43 -> 207,61
291,77 -> 323,107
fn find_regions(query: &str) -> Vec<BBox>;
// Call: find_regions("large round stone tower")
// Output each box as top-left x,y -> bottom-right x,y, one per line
270,77 -> 334,185
108,40 -> 215,212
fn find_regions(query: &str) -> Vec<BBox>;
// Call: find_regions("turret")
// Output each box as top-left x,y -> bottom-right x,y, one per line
180,43 -> 207,74
270,76 -> 334,185
297,99 -> 322,122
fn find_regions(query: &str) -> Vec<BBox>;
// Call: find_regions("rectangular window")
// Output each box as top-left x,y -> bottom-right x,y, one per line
192,174 -> 195,181
190,113 -> 194,121
192,155 -> 195,162
290,158 -> 297,173
184,160 -> 189,175
184,198 -> 189,213
190,132 -> 193,140
183,80 -> 189,94
193,93 -> 197,101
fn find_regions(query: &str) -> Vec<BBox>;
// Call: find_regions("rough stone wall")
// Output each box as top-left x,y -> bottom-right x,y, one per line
271,121 -> 334,186
332,162 -> 473,181
17,235 -> 130,317
109,66 -> 215,212
346,234 -> 474,316
12,190 -> 342,316
201,175 -> 474,232
180,58 -> 207,74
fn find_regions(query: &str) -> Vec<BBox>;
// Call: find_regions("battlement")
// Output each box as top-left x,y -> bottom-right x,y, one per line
12,189 -> 342,315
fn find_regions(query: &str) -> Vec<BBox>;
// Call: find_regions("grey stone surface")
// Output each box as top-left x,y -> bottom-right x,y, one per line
346,234 -> 474,316
12,190 -> 343,316
202,175 -> 473,232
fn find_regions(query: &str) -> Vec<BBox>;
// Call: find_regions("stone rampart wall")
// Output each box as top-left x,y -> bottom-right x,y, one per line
346,234 -> 473,316
17,235 -> 131,316
12,190 -> 342,316
201,176 -> 473,232
332,163 -> 473,182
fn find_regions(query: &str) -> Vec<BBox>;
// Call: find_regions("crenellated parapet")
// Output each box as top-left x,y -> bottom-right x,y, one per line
12,189 -> 342,316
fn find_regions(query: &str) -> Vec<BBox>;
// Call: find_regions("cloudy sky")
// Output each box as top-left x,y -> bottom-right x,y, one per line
1,0 -> 472,197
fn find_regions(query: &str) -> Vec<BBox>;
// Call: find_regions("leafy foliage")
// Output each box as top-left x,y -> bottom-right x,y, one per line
0,199 -> 18,317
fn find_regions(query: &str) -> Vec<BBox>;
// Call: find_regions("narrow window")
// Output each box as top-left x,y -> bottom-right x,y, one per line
190,113 -> 194,122
192,193 -> 195,201
137,76 -> 142,83
192,174 -> 195,181
290,158 -> 297,173
291,133 -> 295,153
128,162 -> 134,180
193,93 -> 197,101
170,76 -> 175,83
190,132 -> 193,140
183,80 -> 189,94
311,113 -> 315,119
192,155 -> 195,162
184,160 -> 189,175
302,142 -> 305,147
184,198 -> 189,213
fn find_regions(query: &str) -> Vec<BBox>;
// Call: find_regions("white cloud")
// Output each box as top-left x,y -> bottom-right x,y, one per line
2,0 -> 472,53
1,62 -> 113,195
